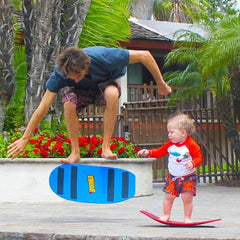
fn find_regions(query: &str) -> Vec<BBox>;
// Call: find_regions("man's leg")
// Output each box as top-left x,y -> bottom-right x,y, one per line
61,101 -> 81,164
101,85 -> 119,160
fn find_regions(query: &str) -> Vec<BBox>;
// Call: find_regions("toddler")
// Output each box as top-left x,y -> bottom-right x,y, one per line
137,113 -> 202,223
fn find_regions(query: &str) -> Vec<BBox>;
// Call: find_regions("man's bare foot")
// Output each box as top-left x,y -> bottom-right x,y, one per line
101,149 -> 117,160
159,215 -> 170,222
60,153 -> 81,164
184,218 -> 192,223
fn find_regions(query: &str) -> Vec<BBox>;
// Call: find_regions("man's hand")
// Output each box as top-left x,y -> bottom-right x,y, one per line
129,50 -> 172,97
158,83 -> 172,96
7,138 -> 28,159
7,90 -> 57,159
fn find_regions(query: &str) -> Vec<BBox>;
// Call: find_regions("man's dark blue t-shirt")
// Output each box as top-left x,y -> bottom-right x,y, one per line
46,46 -> 130,93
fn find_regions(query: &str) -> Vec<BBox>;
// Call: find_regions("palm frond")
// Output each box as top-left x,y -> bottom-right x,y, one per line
11,62 -> 27,105
200,15 -> 240,77
164,62 -> 205,105
10,47 -> 27,105
164,46 -> 199,67
173,29 -> 207,45
79,0 -> 131,48
153,0 -> 172,21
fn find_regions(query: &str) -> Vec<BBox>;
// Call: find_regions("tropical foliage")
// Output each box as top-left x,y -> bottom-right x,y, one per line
0,1 -> 15,131
164,8 -> 240,160
153,0 -> 239,22
79,0 -> 130,48
1,0 -> 131,131
4,47 -> 27,130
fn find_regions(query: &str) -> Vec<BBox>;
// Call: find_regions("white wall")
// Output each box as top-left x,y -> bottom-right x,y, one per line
0,158 -> 155,202
116,74 -> 128,107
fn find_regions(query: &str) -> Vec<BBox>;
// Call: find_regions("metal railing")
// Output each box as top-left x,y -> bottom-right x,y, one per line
78,83 -> 239,184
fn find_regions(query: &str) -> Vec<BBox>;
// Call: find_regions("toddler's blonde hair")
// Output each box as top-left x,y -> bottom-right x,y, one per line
167,113 -> 196,136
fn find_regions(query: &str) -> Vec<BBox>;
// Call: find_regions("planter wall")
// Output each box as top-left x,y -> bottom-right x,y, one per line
0,158 -> 156,202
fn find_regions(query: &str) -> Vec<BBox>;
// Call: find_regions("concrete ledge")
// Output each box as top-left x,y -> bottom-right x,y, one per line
0,232 -> 220,240
0,232 -> 219,240
0,158 -> 156,202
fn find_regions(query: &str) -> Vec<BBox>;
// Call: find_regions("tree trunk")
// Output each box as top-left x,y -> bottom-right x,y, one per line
130,0 -> 154,20
23,0 -> 92,124
61,0 -> 92,48
0,0 -> 15,130
22,0 -> 33,73
23,0 -> 61,123
54,0 -> 92,118
169,0 -> 191,23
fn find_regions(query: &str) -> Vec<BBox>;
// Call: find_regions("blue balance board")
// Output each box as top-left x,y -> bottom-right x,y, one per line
49,163 -> 135,203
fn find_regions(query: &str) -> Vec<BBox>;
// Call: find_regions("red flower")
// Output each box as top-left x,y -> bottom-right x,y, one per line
90,135 -> 102,145
40,149 -> 48,157
29,139 -> 38,144
110,143 -> 118,150
59,151 -> 64,156
55,141 -> 62,147
119,137 -> 128,143
43,142 -> 51,148
79,136 -> 89,146
38,135 -> 45,140
33,148 -> 40,154
90,144 -> 96,150
35,144 -> 41,149
52,147 -> 57,152
134,147 -> 141,153
58,133 -> 65,138
13,134 -> 137,158
118,147 -> 126,154
111,137 -> 118,142
97,148 -> 102,156
65,138 -> 71,143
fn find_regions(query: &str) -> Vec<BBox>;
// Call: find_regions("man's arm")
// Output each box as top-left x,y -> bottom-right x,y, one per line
128,50 -> 171,95
7,90 -> 57,158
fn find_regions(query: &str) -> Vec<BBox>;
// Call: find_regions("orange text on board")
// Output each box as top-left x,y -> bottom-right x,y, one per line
88,175 -> 96,194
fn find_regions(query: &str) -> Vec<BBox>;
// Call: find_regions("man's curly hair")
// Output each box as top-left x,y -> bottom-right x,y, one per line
57,46 -> 91,75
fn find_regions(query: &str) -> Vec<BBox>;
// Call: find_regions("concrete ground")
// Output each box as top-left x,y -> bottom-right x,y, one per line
0,183 -> 239,240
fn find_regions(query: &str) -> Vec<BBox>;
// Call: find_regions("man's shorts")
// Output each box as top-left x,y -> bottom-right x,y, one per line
62,80 -> 121,115
163,173 -> 198,197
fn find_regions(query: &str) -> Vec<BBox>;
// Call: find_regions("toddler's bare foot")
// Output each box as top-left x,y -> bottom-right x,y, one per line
101,149 -> 117,160
184,218 -> 192,223
60,153 -> 81,164
159,215 -> 170,222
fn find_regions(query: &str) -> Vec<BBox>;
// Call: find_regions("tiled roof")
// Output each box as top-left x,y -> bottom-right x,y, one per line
130,21 -> 169,41
129,17 -> 207,41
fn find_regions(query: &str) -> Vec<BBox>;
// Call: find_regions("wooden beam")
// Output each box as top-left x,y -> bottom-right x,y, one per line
120,39 -> 175,50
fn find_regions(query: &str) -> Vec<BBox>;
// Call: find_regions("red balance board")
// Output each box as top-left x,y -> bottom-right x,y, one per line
140,210 -> 221,226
